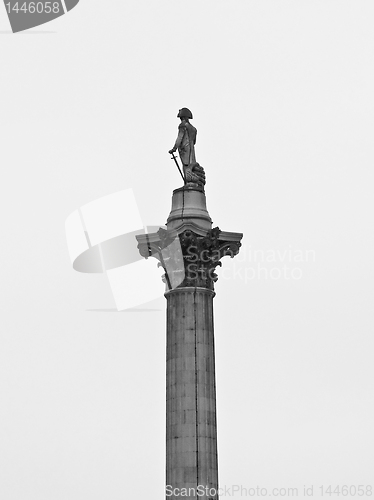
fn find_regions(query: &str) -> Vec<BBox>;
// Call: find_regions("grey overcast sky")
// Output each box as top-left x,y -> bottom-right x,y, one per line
1,1 -> 373,499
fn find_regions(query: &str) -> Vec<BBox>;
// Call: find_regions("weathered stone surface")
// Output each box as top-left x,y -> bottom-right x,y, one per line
136,184 -> 242,292
166,288 -> 218,499
167,184 -> 212,230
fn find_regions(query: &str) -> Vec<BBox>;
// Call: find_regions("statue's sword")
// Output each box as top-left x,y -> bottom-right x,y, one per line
170,152 -> 185,183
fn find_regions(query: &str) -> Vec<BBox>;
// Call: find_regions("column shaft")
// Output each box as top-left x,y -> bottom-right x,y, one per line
166,287 -> 219,500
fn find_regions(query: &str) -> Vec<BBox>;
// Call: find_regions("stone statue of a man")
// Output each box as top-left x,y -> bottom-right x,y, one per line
169,108 -> 197,168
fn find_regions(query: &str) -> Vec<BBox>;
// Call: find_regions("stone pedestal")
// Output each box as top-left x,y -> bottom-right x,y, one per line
167,184 -> 212,231
136,183 -> 242,500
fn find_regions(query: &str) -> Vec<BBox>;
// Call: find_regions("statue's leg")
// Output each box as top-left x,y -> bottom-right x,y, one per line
190,145 -> 196,164
179,148 -> 189,167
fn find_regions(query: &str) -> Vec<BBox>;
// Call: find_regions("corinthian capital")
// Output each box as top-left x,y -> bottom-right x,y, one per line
136,226 -> 242,291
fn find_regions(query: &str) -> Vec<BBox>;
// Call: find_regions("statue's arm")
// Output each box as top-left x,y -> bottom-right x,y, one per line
169,124 -> 185,153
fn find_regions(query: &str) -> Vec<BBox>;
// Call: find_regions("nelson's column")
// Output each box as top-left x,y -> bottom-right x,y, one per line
137,108 -> 243,499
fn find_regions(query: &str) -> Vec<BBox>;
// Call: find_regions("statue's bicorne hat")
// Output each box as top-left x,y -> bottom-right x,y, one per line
177,108 -> 193,119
